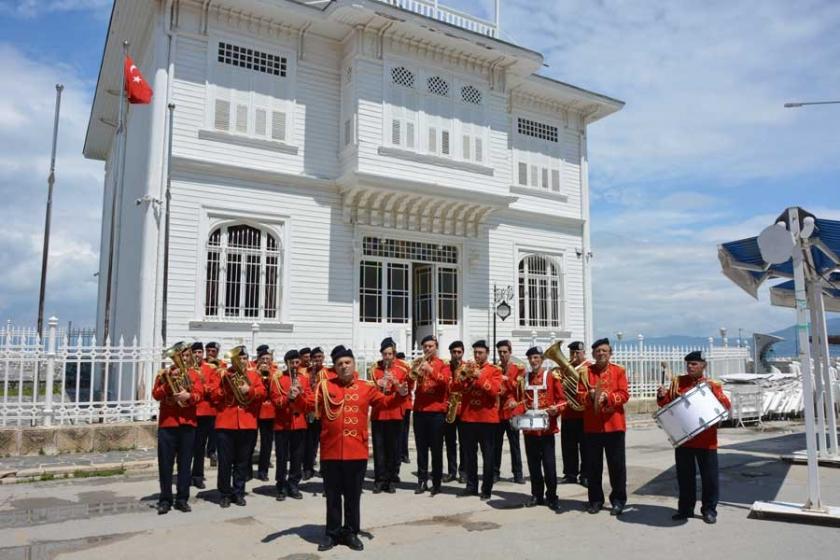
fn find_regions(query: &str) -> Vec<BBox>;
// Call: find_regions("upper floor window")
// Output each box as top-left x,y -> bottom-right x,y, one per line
392,66 -> 415,88
518,255 -> 563,328
514,115 -> 563,192
461,85 -> 482,105
427,76 -> 450,97
205,224 -> 282,320
517,117 -> 558,143
217,42 -> 286,77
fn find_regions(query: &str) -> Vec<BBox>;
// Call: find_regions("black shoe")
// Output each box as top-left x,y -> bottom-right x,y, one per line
344,533 -> 364,551
587,502 -> 603,514
610,504 -> 624,517
288,488 -> 303,500
430,484 -> 441,496
578,476 -> 588,488
414,481 -> 428,494
442,473 -> 456,483
479,492 -> 492,501
401,456 -> 410,464
457,489 -> 478,498
373,484 -> 383,494
210,457 -> 218,467
234,496 -> 247,507
547,497 -> 560,512
513,475 -> 526,485
457,474 -> 465,484
393,475 -> 401,483
192,478 -> 206,489
302,470 -> 313,481
493,474 -> 501,483
702,512 -> 717,524
318,536 -> 338,551
219,496 -> 231,508
174,500 -> 191,513
560,476 -> 577,484
385,484 -> 396,494
156,501 -> 171,515
276,487 -> 287,501
672,512 -> 693,521
256,471 -> 269,482
525,496 -> 544,508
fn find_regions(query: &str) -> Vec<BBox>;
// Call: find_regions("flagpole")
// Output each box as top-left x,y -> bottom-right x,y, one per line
37,84 -> 64,338
103,40 -> 129,342
161,103 -> 175,347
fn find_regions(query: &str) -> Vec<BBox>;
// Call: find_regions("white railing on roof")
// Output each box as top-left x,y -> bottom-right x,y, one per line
375,0 -> 499,38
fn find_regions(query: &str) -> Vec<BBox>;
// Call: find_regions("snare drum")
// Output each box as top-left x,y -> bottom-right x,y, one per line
511,410 -> 550,431
653,381 -> 729,447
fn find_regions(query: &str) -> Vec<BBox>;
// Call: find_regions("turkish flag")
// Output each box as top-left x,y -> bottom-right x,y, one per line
124,56 -> 153,104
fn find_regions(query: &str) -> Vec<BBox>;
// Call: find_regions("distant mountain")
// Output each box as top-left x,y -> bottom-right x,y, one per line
623,317 -> 840,358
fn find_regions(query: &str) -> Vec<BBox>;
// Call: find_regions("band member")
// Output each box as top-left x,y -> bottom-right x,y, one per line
452,340 -> 502,499
302,346 -> 409,551
397,351 -> 411,464
255,346 -> 278,481
657,351 -> 731,524
370,337 -> 409,493
561,341 -> 591,486
153,342 -> 203,514
203,341 -> 223,464
209,345 -> 266,508
270,349 -> 310,501
190,342 -> 218,489
494,340 -> 525,484
302,347 -> 325,480
442,340 -> 465,483
410,335 -> 450,495
520,346 -> 564,511
299,347 -> 312,371
579,338 -> 629,517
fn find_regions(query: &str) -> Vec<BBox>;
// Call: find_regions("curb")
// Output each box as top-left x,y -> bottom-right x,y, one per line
1,459 -> 158,485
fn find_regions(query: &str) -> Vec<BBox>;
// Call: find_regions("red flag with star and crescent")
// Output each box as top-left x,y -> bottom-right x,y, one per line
123,56 -> 153,104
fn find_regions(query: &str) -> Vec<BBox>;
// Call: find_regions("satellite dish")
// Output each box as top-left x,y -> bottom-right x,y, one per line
758,224 -> 795,264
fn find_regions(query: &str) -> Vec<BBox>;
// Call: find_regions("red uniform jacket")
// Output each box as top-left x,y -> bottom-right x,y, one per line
514,368 -> 565,437
499,361 -> 527,421
269,370 -> 311,431
209,367 -> 266,430
257,366 -> 278,420
657,375 -> 731,449
561,359 -> 592,420
370,360 -> 409,421
409,356 -> 449,413
578,363 -> 629,434
196,362 -> 220,417
153,367 -> 203,428
307,374 -> 402,460
451,362 -> 502,424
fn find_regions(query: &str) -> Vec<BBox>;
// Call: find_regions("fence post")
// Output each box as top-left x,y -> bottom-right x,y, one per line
707,337 -> 715,377
43,316 -> 58,427
250,322 -> 259,354
530,330 -> 537,348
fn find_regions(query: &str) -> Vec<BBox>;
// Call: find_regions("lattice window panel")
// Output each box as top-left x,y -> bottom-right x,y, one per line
217,42 -> 286,77
362,237 -> 458,264
517,117 -> 559,143
391,66 -> 415,88
461,85 -> 482,105
427,76 -> 450,97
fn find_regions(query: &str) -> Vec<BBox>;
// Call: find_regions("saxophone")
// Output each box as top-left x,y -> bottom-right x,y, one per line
446,361 -> 477,424
162,342 -> 192,408
545,341 -> 589,412
223,346 -> 253,407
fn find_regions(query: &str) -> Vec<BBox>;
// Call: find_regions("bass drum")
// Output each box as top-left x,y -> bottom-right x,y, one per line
654,381 -> 729,447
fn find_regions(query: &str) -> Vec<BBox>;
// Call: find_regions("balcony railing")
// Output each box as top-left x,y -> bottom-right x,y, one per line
374,0 -> 499,38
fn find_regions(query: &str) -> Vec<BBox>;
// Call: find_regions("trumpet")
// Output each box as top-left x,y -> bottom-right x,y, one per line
162,342 -> 192,408
223,346 -> 253,407
409,355 -> 429,382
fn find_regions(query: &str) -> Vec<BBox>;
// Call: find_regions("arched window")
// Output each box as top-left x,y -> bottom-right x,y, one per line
205,224 -> 282,320
518,255 -> 562,328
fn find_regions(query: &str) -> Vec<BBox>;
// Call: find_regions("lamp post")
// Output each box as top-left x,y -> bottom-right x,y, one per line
784,100 -> 840,108
492,284 -> 512,364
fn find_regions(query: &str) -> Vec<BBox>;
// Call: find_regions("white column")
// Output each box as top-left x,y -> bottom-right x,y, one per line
43,316 -> 58,427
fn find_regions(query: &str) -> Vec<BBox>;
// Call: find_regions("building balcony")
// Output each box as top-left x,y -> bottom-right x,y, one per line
373,0 -> 499,38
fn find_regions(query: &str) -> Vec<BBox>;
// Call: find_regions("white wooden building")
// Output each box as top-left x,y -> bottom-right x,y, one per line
83,0 -> 623,356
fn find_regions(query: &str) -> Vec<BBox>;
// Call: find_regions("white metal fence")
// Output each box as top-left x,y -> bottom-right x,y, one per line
1,317 -> 750,427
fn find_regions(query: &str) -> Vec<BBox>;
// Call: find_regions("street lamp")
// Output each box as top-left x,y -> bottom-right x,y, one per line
784,100 -> 840,108
492,284 -> 512,363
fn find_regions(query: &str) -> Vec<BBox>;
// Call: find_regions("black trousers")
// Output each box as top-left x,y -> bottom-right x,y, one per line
493,419 -> 523,478
158,425 -> 195,504
460,422 -> 497,495
191,415 -> 215,480
560,417 -> 587,479
524,434 -> 557,500
585,431 -> 627,507
401,410 -> 411,461
443,419 -> 460,476
675,447 -> 720,515
322,459 -> 367,537
274,429 -> 306,490
207,421 -> 217,456
256,418 -> 274,475
413,411 -> 446,484
372,419 -> 403,484
216,429 -> 257,499
304,419 -> 321,474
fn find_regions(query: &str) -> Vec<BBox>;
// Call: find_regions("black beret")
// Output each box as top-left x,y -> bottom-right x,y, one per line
684,350 -> 706,362
333,346 -> 354,361
191,341 -> 204,351
591,338 -> 610,350
448,340 -> 464,351
396,352 -> 406,360
330,345 -> 347,360
310,346 -> 324,356
299,347 -> 311,355
420,335 -> 437,345
472,340 -> 489,350
256,344 -> 270,354
236,345 -> 249,358
568,341 -> 584,352
204,341 -> 219,350
495,339 -> 512,350
380,337 -> 397,352
257,347 -> 272,358
284,349 -> 299,362
526,346 -> 543,357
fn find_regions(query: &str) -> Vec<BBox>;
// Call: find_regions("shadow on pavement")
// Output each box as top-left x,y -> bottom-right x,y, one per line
616,502 -> 690,527
262,523 -> 323,544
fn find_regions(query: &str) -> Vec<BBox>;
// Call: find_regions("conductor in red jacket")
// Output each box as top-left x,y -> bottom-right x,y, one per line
301,345 -> 408,552
657,350 -> 731,524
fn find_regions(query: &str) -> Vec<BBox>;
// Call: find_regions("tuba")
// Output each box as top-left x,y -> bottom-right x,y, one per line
545,341 -> 588,412
223,346 -> 253,407
163,342 -> 192,407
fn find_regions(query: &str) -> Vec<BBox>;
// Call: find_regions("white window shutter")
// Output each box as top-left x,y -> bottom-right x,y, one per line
214,99 -> 230,131
254,108 -> 267,137
518,162 -> 528,185
441,130 -> 450,155
462,135 -> 470,160
551,169 -> 560,192
235,104 -> 248,134
429,127 -> 437,153
392,119 -> 401,145
530,165 -> 538,187
406,122 -> 415,149
271,110 -> 286,141
475,137 -> 483,162
542,167 -> 549,189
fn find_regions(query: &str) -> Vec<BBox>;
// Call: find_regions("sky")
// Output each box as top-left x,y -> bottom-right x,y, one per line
0,0 -> 838,339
